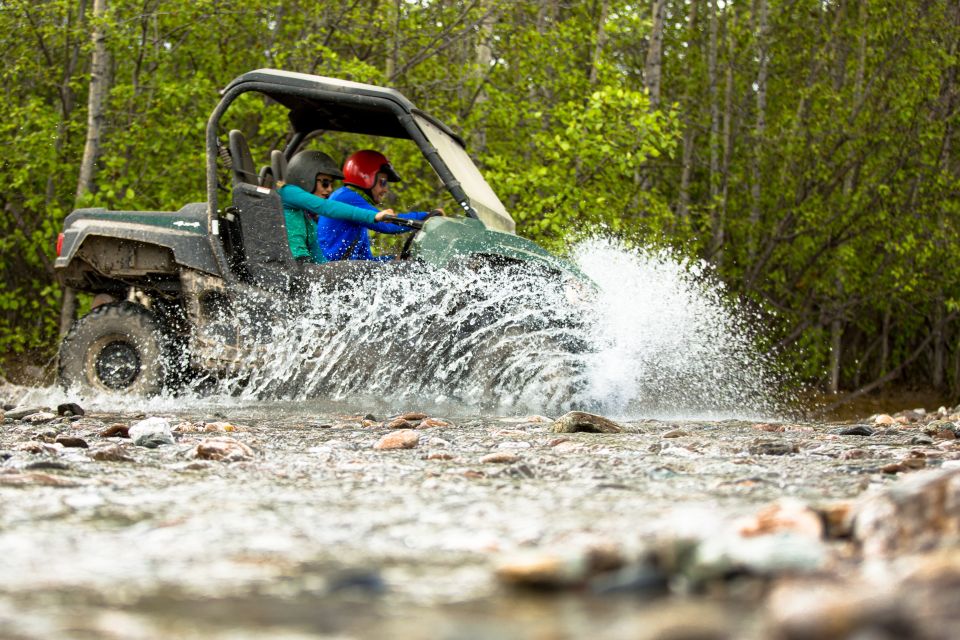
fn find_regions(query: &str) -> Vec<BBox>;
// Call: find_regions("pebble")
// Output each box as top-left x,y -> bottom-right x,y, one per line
551,411 -> 624,434
88,444 -> 134,462
418,418 -> 452,429
374,429 -> 419,450
748,439 -> 798,456
0,472 -> 80,487
736,498 -> 824,540
833,425 -> 875,436
99,424 -> 130,438
128,417 -> 174,448
853,466 -> 960,557
662,429 -> 689,438
22,412 -> 57,424
193,437 -> 254,462
385,417 -> 414,429
480,452 -> 520,464
54,435 -> 88,448
874,414 -> 896,425
4,407 -> 46,420
56,403 -> 84,417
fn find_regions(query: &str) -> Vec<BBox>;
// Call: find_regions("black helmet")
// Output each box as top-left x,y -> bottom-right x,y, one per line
285,150 -> 344,191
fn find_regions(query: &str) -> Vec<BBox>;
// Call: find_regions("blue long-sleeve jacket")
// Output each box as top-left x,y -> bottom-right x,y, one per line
319,186 -> 430,261
279,184 -> 378,263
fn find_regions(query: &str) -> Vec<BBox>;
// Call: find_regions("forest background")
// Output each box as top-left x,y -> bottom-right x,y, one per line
1,0 -> 958,410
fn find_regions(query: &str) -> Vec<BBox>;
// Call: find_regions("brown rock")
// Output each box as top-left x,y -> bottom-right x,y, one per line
54,435 -> 88,448
662,429 -> 689,438
373,429 -> 419,450
99,424 -> 129,438
194,437 -> 254,461
88,444 -> 134,462
818,501 -> 855,539
551,411 -> 624,434
397,412 -> 428,421
874,414 -> 896,426
753,423 -> 785,433
385,418 -> 414,430
738,499 -> 824,539
0,472 -> 81,487
418,417 -> 452,429
853,466 -> 960,557
426,452 -> 453,461
480,452 -> 520,464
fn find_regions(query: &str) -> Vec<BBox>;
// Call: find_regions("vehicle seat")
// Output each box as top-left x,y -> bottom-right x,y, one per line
228,129 -> 258,185
226,133 -> 297,292
271,150 -> 287,184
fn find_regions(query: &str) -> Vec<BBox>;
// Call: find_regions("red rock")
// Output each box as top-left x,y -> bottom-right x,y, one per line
99,424 -> 129,438
481,452 -> 520,464
373,429 -> 419,450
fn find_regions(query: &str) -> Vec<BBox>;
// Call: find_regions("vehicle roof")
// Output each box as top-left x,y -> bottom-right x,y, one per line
222,69 -> 422,140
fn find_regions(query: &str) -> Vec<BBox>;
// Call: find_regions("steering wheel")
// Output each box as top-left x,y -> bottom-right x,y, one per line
382,211 -> 442,260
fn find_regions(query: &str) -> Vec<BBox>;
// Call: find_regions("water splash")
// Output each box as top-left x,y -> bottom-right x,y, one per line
181,236 -> 784,420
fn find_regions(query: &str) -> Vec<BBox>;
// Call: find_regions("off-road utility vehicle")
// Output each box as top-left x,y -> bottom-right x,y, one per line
55,69 -> 586,396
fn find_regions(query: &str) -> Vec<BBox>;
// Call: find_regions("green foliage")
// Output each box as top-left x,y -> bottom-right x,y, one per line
1,0 -> 959,396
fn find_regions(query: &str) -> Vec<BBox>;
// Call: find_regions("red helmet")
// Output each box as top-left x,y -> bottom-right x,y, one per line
342,150 -> 401,190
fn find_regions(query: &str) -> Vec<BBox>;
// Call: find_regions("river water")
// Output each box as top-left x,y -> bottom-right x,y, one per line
2,241 -> 957,638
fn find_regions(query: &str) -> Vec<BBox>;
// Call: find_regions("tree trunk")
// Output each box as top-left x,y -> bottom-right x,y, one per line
588,0 -> 610,87
644,0 -> 666,110
748,0 -> 768,260
676,0 -> 699,220
75,0 -> 109,201
385,0 -> 400,81
707,0 -> 721,261
829,315 -> 842,394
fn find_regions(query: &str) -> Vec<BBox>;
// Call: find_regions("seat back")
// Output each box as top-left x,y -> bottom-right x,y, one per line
228,129 -> 258,185
271,149 -> 288,184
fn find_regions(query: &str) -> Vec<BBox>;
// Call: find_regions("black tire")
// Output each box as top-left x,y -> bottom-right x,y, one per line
58,302 -> 171,395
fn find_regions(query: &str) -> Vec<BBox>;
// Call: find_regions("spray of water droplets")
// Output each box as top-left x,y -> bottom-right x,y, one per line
171,236 -> 786,420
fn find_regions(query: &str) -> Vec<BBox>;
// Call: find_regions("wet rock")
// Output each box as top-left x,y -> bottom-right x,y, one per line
425,452 -> 454,461
910,434 -> 934,446
22,412 -> 57,425
0,472 -> 81,487
373,429 -> 419,450
748,439 -> 798,456
128,417 -> 174,448
495,545 -> 625,590
551,411 -> 624,434
417,417 -> 452,429
203,421 -> 246,433
17,441 -> 59,455
24,460 -> 71,471
923,420 -> 958,436
765,580 -> 917,640
99,423 -> 130,438
396,412 -> 428,422
874,414 -> 896,426
817,501 -> 855,539
194,437 -> 254,462
688,532 -> 828,583
54,435 -> 88,448
737,499 -> 824,540
88,444 -> 134,462
56,403 -> 84,417
832,425 -> 875,436
663,429 -> 689,438
480,452 -> 520,464
5,407 -> 47,421
753,423 -> 785,433
853,466 -> 960,558
385,417 -> 414,430
589,562 -> 670,596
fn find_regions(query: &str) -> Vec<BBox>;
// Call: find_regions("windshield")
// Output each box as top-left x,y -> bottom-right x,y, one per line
414,114 -> 515,234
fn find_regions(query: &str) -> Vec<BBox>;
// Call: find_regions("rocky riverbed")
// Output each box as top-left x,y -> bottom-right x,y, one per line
2,385 -> 960,639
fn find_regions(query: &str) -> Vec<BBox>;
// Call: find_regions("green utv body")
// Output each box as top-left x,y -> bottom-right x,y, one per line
55,69 -> 583,396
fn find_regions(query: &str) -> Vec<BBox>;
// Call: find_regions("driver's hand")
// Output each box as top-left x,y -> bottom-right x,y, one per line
374,209 -> 396,222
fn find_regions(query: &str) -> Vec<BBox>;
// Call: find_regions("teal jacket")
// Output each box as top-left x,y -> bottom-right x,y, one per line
279,184 -> 379,263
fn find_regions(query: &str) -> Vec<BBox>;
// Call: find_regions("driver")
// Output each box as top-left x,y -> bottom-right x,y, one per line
279,150 -> 398,263
318,150 -> 443,262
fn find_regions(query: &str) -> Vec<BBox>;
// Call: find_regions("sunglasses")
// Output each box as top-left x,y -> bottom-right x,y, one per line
316,178 -> 335,189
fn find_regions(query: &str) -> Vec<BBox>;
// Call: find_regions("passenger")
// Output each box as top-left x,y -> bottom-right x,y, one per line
319,150 -> 443,262
278,150 -> 395,263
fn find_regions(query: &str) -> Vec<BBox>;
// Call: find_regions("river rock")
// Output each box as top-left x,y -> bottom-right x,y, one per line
22,412 -> 57,425
480,452 -> 520,464
852,466 -> 960,558
418,418 -> 452,429
54,435 -> 88,448
748,439 -> 798,456
128,417 -> 174,448
374,429 -> 419,450
88,444 -> 134,462
766,580 -> 916,640
194,437 -> 254,462
737,498 -> 824,540
5,407 -> 47,421
56,403 -> 84,417
99,423 -> 129,438
551,411 -> 624,434
832,425 -> 875,436
0,472 -> 80,487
